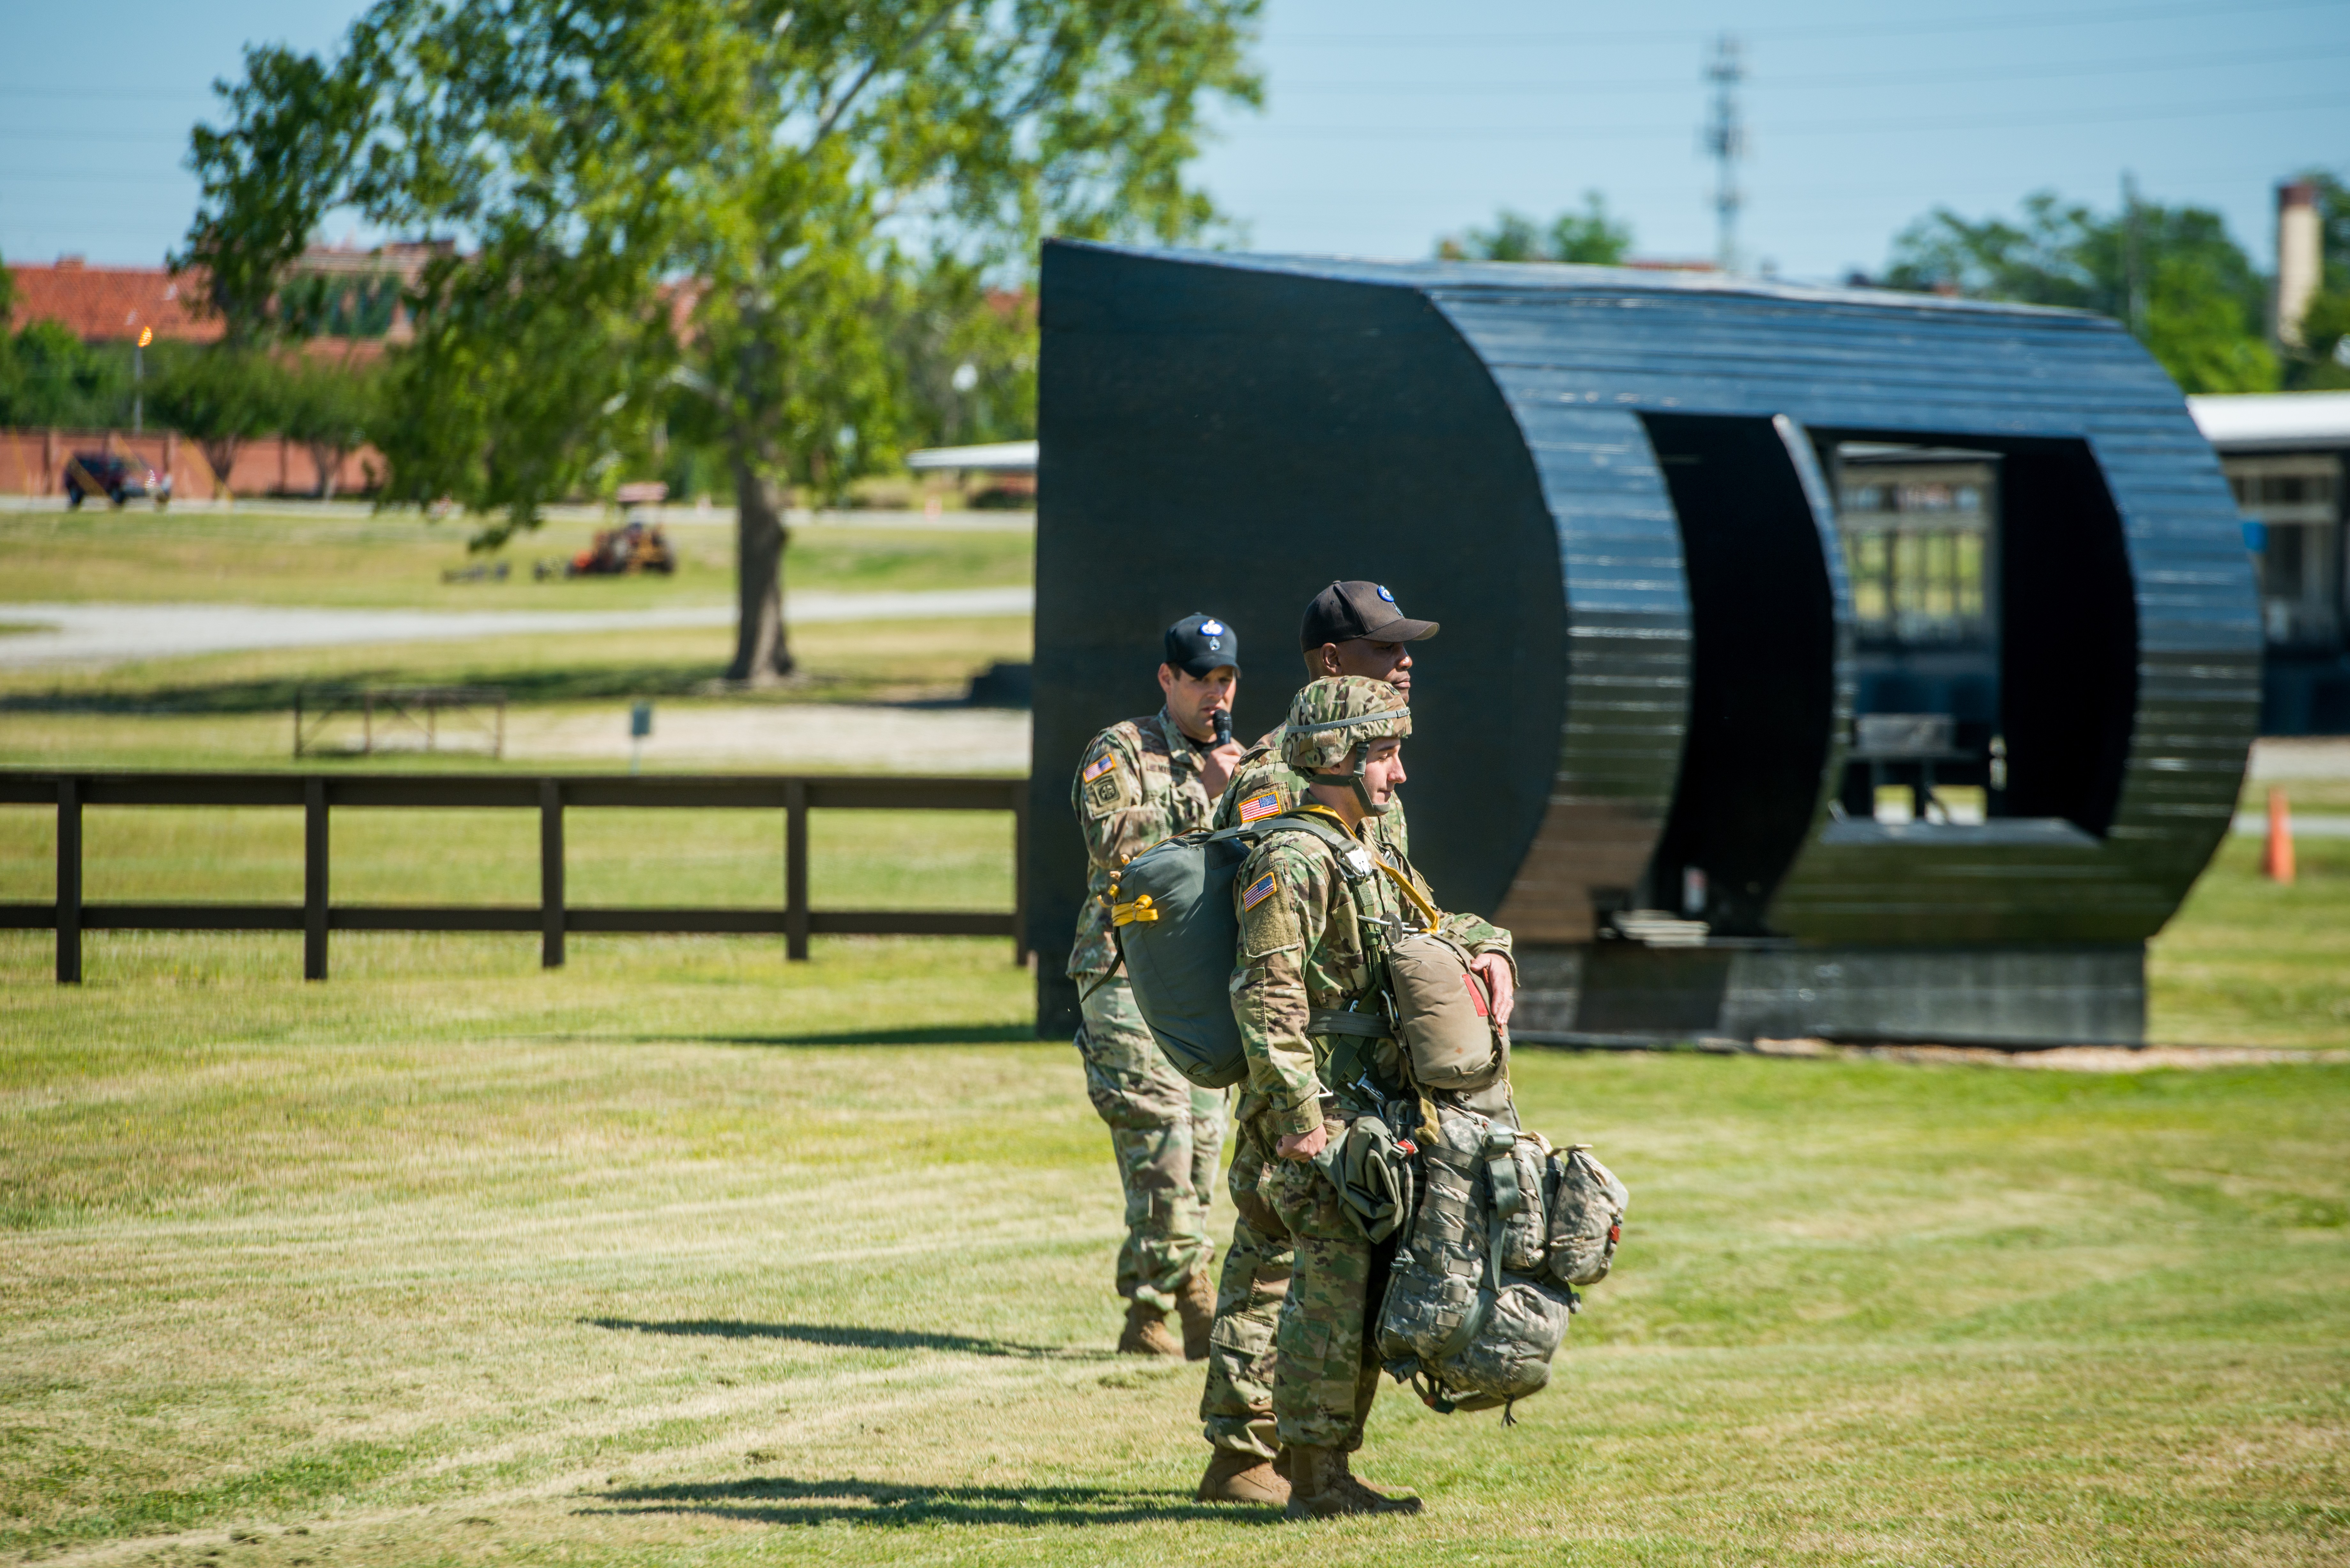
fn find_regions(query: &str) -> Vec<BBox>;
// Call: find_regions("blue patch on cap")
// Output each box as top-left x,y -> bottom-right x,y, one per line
1376,586 -> 1395,603
1208,637 -> 1222,650
1201,619 -> 1225,635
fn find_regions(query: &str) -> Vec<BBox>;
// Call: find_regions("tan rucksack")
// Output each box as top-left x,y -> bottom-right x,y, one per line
1383,929 -> 1507,1093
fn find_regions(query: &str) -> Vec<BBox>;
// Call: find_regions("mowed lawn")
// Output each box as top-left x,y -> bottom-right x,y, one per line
3,922 -> 2345,1566
0,506 -> 1033,612
4,504 -> 2346,1563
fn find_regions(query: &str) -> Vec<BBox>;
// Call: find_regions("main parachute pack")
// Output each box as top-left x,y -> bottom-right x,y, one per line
1111,813 -> 1506,1093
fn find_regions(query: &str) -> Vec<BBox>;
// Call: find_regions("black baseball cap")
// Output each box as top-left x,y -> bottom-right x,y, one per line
1165,613 -> 1241,677
1299,580 -> 1439,650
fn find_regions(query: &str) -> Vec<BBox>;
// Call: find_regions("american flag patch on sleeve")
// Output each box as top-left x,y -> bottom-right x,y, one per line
1082,753 -> 1117,783
1241,872 -> 1277,911
1237,791 -> 1281,823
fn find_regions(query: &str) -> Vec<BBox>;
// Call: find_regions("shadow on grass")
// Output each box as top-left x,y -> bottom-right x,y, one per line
588,1475 -> 1271,1529
0,667 -> 730,713
0,666 -> 976,713
583,1317 -> 1106,1362
643,1024 -> 1044,1048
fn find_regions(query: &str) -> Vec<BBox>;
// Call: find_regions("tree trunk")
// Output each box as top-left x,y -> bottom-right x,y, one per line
726,452 -> 794,683
201,439 -> 241,501
309,443 -> 342,500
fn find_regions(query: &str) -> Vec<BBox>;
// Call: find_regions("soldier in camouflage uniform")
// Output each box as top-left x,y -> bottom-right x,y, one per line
1223,676 -> 1516,1519
1068,613 -> 1247,1358
1196,584 -> 1442,1505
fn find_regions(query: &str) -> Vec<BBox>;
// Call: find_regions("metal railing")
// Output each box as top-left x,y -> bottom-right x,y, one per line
0,770 -> 1029,984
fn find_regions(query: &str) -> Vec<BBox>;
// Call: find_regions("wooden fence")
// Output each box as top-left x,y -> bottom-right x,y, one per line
0,770 -> 1029,983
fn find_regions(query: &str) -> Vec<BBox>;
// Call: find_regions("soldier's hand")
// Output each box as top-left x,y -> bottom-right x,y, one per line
1277,1124 -> 1330,1161
1470,951 -> 1516,1028
1200,740 -> 1245,799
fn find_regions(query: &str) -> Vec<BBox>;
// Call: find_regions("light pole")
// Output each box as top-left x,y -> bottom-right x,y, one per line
134,326 -> 153,435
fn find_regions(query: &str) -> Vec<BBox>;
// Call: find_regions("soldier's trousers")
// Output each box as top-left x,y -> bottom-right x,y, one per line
1074,971 -> 1222,1312
1200,1106 -> 1383,1458
1199,1106 -> 1289,1459
1264,1110 -> 1385,1452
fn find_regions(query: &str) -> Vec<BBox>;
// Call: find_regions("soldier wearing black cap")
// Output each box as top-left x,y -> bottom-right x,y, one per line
1196,580 -> 1513,1507
1207,581 -> 1434,888
1066,613 -> 1248,1359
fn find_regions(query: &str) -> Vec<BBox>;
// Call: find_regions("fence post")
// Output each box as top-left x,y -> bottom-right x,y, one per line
56,777 -> 81,985
540,778 -> 565,968
1012,783 -> 1030,967
304,778 -> 329,981
785,779 -> 809,961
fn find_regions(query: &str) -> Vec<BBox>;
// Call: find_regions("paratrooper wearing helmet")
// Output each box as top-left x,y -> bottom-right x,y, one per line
1205,675 -> 1517,1519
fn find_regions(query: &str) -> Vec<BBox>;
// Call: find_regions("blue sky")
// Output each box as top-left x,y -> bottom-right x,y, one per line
3,0 -> 2343,283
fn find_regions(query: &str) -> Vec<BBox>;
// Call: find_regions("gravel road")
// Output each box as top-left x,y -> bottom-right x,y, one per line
0,586 -> 1033,668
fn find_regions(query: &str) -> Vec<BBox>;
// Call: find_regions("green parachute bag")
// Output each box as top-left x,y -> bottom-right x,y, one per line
1111,814 -> 1368,1090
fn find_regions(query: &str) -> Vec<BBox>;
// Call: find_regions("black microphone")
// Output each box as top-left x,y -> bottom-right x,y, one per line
1212,709 -> 1233,747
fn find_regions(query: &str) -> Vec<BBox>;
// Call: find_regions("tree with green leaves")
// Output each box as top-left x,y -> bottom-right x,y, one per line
180,51 -> 377,344
1884,189 -> 2277,395
1438,193 -> 1633,265
891,259 -> 1037,455
282,352 -> 381,499
148,343 -> 287,499
183,0 -> 1261,682
0,321 -> 134,430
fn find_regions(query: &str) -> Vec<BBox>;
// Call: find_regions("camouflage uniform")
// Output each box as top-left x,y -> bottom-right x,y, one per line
1069,708 -> 1225,1313
1199,727 -> 1407,1458
1213,680 -> 1512,1458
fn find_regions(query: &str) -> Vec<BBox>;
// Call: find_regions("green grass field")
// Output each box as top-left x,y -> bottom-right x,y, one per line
0,502 -> 1037,740
3,931 -> 2345,1566
3,490 -> 2346,1564
0,507 -> 1031,612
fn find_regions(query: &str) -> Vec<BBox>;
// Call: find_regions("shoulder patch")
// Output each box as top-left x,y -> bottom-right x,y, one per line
1083,753 -> 1118,784
1241,871 -> 1277,910
1237,791 -> 1282,823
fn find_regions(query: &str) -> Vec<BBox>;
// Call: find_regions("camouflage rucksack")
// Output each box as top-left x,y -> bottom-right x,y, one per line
1375,1107 -> 1629,1417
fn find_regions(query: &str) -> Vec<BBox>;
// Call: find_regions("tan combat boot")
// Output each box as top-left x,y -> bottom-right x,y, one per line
1336,1450 -> 1422,1516
1174,1269 -> 1217,1361
1116,1299 -> 1181,1357
1195,1446 -> 1288,1505
1285,1446 -> 1422,1519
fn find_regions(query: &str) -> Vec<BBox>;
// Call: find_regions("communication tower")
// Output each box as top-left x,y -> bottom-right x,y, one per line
1704,34 -> 1747,275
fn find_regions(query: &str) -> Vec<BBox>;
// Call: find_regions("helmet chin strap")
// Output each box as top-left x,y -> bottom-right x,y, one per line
1343,743 -> 1393,816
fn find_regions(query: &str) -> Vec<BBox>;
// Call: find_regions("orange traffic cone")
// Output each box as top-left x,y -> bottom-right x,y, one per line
2262,788 -> 2296,884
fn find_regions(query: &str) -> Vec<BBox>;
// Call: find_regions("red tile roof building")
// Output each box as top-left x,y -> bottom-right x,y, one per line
7,258 -> 222,343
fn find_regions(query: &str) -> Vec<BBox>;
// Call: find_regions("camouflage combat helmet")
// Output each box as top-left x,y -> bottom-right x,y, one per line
1281,676 -> 1413,816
